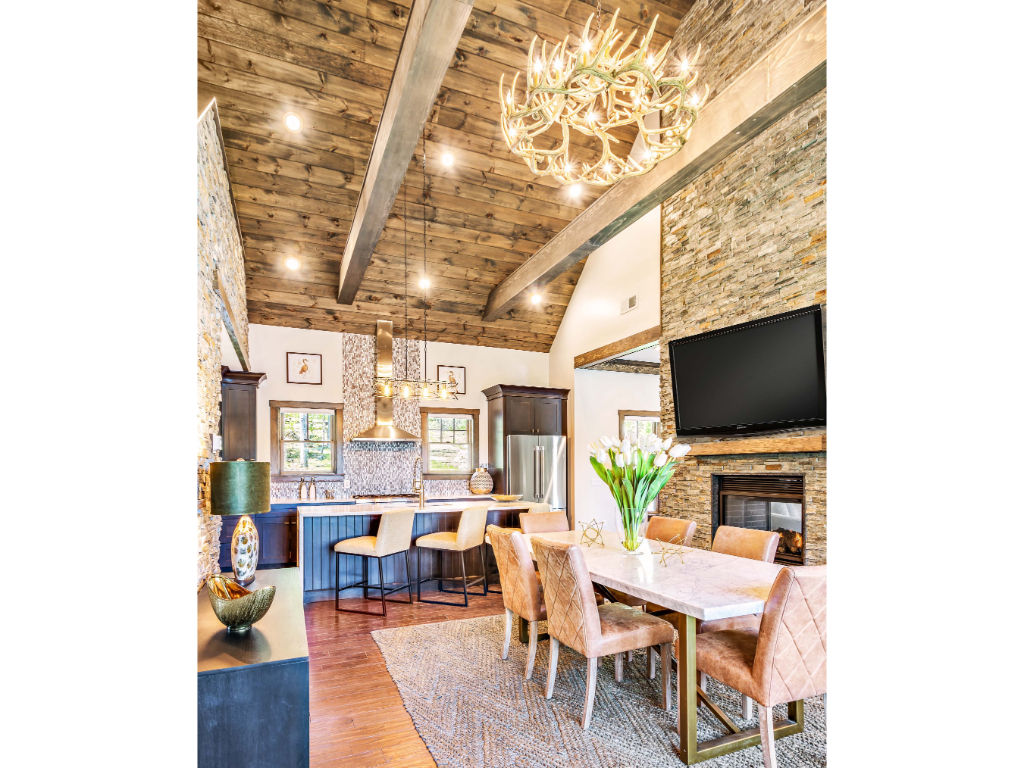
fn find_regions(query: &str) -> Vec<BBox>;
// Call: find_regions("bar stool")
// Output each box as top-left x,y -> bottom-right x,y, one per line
334,509 -> 415,616
416,503 -> 489,606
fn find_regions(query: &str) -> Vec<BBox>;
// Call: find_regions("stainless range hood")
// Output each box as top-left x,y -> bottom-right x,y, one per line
351,320 -> 419,442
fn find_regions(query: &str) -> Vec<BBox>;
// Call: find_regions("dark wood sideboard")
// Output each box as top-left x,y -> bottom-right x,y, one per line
198,567 -> 309,767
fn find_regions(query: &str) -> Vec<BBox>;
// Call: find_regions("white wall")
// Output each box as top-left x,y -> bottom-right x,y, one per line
572,368 -> 660,531
547,207 -> 662,388
418,341 -> 548,467
546,207 -> 662,523
223,324 -> 345,463
222,324 -> 549,468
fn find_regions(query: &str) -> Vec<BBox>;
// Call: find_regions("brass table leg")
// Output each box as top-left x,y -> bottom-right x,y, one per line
675,612 -> 803,764
677,614 -> 698,762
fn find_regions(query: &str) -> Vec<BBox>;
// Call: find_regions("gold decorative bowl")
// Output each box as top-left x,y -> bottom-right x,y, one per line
492,494 -> 524,502
207,574 -> 276,633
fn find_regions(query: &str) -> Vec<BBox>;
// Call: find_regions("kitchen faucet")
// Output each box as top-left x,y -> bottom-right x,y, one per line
412,456 -> 425,509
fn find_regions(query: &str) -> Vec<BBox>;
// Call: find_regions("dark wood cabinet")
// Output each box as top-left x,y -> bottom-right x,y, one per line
533,397 -> 563,435
482,385 -> 569,493
218,509 -> 298,570
220,367 -> 266,462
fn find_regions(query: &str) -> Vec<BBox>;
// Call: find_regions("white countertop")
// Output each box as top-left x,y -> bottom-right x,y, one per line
297,500 -> 532,518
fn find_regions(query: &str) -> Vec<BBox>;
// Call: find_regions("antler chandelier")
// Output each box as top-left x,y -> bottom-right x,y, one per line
499,9 -> 707,187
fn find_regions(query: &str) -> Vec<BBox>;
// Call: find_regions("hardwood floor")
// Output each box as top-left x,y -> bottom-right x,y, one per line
305,590 -> 506,767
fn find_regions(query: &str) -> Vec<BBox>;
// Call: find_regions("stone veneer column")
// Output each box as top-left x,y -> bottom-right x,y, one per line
197,101 -> 249,588
659,74 -> 827,562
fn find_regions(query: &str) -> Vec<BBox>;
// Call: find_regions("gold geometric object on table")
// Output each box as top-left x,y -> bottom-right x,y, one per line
499,9 -> 708,187
656,534 -> 687,567
578,518 -> 605,547
206,574 -> 276,633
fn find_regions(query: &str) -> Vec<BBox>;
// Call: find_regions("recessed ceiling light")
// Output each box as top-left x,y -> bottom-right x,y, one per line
568,183 -> 583,199
284,112 -> 302,132
285,257 -> 300,271
440,152 -> 455,168
530,291 -> 542,305
418,276 -> 431,290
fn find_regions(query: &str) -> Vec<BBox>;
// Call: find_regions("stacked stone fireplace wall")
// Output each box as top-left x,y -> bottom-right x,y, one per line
658,83 -> 827,564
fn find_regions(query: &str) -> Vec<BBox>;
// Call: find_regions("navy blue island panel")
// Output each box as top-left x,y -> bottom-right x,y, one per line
301,504 -> 527,603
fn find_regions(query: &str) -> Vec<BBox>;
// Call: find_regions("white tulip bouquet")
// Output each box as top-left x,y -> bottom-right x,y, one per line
588,434 -> 691,551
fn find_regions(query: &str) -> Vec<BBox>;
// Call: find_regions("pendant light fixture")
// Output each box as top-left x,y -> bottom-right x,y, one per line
373,131 -> 453,401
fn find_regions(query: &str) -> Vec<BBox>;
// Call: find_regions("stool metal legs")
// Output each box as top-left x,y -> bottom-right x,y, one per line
416,545 -> 487,606
335,549 -> 414,616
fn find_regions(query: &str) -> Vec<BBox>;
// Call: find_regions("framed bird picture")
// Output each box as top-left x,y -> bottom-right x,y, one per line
436,364 -> 467,395
286,352 -> 323,384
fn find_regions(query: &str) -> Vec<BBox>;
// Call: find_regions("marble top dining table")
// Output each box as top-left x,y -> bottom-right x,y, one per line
522,530 -> 784,621
521,529 -> 801,764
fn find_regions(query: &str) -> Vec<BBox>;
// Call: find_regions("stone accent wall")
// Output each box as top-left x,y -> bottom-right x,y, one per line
197,102 -> 249,588
659,89 -> 827,564
668,0 -> 826,103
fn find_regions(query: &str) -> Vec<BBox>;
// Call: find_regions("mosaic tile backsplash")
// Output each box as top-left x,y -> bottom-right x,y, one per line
268,330 -> 472,500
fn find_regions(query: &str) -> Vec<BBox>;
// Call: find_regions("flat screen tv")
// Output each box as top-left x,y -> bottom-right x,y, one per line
668,305 -> 826,437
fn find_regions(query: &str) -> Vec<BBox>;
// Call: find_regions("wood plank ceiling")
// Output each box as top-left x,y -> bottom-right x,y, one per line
199,0 -> 692,352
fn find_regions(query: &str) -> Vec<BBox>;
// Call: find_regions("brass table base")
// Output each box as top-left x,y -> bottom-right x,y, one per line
675,613 -> 804,764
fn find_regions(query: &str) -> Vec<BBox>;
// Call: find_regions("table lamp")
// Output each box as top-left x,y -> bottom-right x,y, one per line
210,460 -> 271,585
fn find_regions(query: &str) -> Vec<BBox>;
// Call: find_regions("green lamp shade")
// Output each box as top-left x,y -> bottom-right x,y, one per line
210,460 -> 271,516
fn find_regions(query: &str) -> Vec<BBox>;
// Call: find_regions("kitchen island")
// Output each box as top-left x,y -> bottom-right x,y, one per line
298,500 -> 532,602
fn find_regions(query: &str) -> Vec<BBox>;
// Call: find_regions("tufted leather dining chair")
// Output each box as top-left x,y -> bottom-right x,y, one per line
487,525 -> 547,679
534,538 -> 675,729
695,566 -> 826,768
646,515 -> 697,546
518,510 -> 570,535
701,526 -> 782,716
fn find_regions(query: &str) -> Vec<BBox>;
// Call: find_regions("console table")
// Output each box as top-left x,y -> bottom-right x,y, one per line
198,567 -> 309,767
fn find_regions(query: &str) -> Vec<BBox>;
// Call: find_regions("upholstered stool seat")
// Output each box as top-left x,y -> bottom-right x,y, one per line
417,504 -> 490,606
334,509 -> 415,616
415,531 -> 460,550
334,536 -> 378,558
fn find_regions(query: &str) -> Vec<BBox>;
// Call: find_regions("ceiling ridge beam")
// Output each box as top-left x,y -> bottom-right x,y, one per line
482,5 -> 827,322
337,0 -> 475,303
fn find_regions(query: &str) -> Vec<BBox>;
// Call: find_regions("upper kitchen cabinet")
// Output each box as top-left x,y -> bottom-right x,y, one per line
220,367 -> 266,461
483,385 -> 568,437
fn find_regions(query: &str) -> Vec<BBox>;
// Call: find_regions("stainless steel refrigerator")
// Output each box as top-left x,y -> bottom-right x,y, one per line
506,435 -> 567,509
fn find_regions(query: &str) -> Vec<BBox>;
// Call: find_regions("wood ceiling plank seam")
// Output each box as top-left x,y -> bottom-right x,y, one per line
198,12 -> 396,90
198,0 -> 403,70
198,62 -> 381,124
198,36 -> 388,108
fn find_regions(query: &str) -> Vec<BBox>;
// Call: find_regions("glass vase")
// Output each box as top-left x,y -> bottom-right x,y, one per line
616,507 -> 649,552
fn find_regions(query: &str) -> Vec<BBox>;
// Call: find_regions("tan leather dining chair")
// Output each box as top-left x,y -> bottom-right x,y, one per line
610,515 -> 697,612
702,526 -> 781,632
416,504 -> 490,606
647,515 -> 697,546
696,566 -> 826,768
487,525 -> 547,679
333,509 -> 415,616
702,526 -> 781,716
518,510 -> 570,535
534,538 -> 674,729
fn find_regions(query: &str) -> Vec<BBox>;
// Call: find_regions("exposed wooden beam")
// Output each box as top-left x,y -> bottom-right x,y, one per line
588,361 -> 660,375
574,326 -> 661,369
483,5 -> 827,322
337,0 -> 475,303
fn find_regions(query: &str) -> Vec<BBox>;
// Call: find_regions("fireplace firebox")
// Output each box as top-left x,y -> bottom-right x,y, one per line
711,475 -> 805,565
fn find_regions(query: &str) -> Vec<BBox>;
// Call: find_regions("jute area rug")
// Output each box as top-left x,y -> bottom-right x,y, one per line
372,613 -> 825,767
